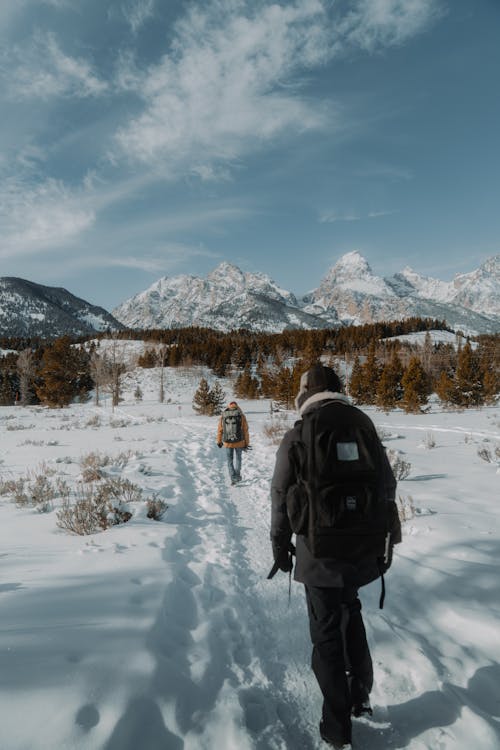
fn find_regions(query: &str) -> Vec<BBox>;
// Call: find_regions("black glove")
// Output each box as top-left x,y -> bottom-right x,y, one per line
217,442 -> 223,448
272,539 -> 294,573
242,445 -> 252,451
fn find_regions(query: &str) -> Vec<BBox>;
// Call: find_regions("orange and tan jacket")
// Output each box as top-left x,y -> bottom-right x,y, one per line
216,407 -> 250,449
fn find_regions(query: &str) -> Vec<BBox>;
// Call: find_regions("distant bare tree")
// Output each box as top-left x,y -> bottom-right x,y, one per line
103,339 -> 126,410
157,344 -> 168,403
17,348 -> 36,406
89,350 -> 108,406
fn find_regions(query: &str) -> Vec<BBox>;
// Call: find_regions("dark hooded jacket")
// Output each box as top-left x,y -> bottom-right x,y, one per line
270,392 -> 401,588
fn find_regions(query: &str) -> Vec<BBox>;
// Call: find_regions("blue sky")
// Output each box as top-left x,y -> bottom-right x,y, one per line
0,0 -> 499,310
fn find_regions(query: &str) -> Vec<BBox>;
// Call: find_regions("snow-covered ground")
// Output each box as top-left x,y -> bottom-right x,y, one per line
1,366 -> 499,750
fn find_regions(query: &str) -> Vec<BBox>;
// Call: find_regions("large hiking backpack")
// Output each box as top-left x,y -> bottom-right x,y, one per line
286,402 -> 391,567
222,408 -> 243,443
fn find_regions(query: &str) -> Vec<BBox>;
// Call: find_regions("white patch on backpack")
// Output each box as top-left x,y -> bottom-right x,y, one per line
336,441 -> 359,461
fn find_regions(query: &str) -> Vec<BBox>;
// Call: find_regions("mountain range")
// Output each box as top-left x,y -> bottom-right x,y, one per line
0,278 -> 123,339
112,252 -> 500,335
0,253 -> 498,339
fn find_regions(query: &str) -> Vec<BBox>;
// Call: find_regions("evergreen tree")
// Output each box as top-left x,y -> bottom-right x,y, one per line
234,366 -> 260,399
356,343 -> 381,405
192,378 -> 213,415
209,381 -> 226,415
435,368 -> 456,405
36,336 -> 89,407
401,356 -> 429,413
376,354 -> 403,411
348,356 -> 364,402
454,341 -> 484,406
272,365 -> 297,410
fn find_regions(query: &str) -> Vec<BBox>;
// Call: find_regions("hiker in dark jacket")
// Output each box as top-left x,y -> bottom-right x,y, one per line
270,364 -> 401,750
217,401 -> 250,484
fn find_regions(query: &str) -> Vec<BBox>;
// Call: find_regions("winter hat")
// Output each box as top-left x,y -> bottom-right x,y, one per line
295,364 -> 342,412
228,401 -> 238,408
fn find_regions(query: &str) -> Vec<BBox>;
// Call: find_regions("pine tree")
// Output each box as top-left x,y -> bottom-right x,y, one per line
234,366 -> 260,399
192,378 -> 213,415
376,354 -> 403,411
348,356 -> 364,402
272,365 -> 297,410
357,343 -> 381,405
401,356 -> 429,413
36,336 -> 88,407
435,368 -> 456,405
209,381 -> 226,415
454,341 -> 484,406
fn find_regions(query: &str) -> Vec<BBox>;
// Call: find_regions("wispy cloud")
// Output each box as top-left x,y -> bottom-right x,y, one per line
0,177 -> 95,259
60,243 -> 219,275
335,0 -> 443,52
319,209 -> 396,223
4,31 -> 107,99
121,0 -> 156,33
113,0 -> 440,179
114,0 -> 332,173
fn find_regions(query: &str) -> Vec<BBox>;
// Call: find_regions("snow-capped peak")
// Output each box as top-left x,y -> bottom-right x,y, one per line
320,251 -> 393,297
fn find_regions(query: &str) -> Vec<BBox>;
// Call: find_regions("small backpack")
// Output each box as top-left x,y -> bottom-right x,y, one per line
286,402 -> 392,570
222,408 -> 243,443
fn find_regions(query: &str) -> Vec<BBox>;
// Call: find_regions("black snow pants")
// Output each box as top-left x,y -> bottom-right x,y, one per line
305,585 -> 373,746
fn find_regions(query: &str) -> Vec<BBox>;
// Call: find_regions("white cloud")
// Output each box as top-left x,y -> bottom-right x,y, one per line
336,0 -> 443,52
114,0 -> 332,173
6,31 -> 107,100
122,0 -> 156,33
319,208 -> 397,223
113,0 -> 441,178
0,177 -> 95,258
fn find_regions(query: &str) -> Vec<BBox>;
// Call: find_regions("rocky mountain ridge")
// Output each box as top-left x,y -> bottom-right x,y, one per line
1,254 -> 498,338
113,252 -> 500,334
0,277 -> 123,339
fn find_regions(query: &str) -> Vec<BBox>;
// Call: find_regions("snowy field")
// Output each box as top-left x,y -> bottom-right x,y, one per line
1,365 -> 499,750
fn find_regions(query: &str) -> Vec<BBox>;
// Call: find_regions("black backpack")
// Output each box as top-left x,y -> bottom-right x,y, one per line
222,408 -> 243,443
286,402 -> 392,568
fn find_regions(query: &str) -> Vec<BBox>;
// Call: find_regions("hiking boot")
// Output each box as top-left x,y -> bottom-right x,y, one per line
319,720 -> 352,749
352,700 -> 372,718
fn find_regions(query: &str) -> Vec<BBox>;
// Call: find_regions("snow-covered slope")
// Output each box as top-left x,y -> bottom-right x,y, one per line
0,277 -> 124,338
0,361 -> 499,749
113,261 -> 334,333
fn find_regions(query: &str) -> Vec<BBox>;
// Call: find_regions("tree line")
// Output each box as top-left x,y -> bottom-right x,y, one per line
0,319 -> 498,412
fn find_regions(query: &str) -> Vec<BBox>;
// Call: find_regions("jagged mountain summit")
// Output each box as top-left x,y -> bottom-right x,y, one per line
302,251 -> 500,334
113,253 -> 499,334
0,278 -> 124,338
112,262 -> 335,333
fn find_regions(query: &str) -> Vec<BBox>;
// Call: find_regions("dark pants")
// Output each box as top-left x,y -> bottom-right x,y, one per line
305,585 -> 373,745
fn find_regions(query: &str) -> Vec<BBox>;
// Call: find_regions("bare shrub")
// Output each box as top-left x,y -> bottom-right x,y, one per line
146,496 -> 168,521
80,452 -> 111,482
2,466 -> 64,513
387,449 -> 412,480
6,423 -> 35,432
109,418 -> 131,429
85,415 -> 101,428
55,477 -> 144,535
397,494 -> 416,522
423,431 -> 436,449
477,446 -> 493,463
263,413 -> 291,444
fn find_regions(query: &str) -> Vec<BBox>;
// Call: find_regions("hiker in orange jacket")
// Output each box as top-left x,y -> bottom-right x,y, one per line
216,401 -> 250,484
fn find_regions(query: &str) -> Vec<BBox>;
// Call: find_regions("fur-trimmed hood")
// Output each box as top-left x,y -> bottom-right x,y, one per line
297,391 -> 350,416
